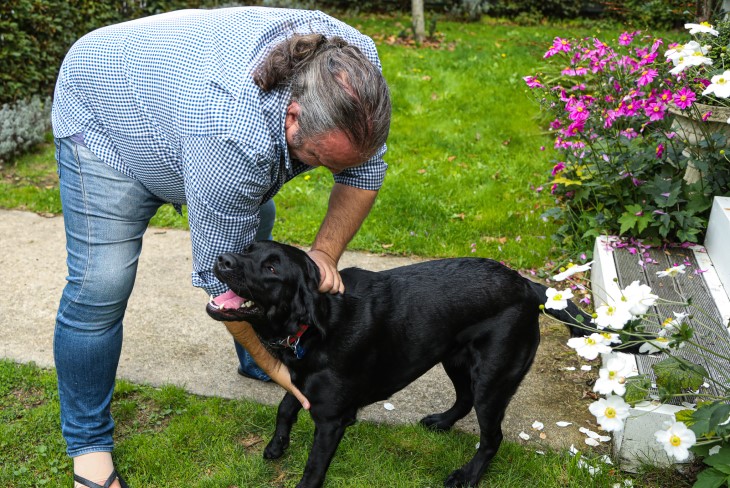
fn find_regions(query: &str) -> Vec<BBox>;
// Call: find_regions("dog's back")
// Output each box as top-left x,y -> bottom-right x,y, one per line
312,257 -> 541,406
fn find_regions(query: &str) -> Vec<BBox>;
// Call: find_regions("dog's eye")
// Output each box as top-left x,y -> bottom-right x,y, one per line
267,265 -> 277,274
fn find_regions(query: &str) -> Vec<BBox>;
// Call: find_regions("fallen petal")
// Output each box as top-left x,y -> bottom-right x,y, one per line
585,438 -> 600,447
532,421 -> 544,430
519,431 -> 530,441
383,402 -> 395,411
556,421 -> 572,427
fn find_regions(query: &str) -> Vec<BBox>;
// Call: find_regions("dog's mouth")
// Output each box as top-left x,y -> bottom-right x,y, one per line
205,289 -> 264,322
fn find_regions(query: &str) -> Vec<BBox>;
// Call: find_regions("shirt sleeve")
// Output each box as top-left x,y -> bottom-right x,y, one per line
181,136 -> 270,295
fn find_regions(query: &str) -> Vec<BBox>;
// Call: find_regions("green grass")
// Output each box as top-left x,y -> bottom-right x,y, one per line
1,359 -> 689,488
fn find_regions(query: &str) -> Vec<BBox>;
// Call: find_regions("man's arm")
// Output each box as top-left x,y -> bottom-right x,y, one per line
224,320 -> 310,409
308,183 -> 378,293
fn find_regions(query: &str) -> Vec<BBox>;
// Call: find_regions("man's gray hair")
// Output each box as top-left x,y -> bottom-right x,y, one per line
254,34 -> 391,159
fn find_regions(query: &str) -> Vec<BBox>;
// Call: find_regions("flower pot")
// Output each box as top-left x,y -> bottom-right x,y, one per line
669,102 -> 730,184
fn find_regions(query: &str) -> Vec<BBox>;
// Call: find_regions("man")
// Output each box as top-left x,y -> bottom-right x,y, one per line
52,7 -> 390,487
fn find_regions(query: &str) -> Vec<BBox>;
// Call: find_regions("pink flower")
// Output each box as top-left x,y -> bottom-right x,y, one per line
673,87 -> 696,109
552,162 -> 566,176
621,128 -> 638,139
656,143 -> 665,158
564,120 -> 585,136
645,102 -> 666,121
523,76 -> 543,88
553,37 -> 572,52
637,69 -> 658,87
566,99 -> 590,121
619,31 -> 635,46
702,111 -> 713,121
545,37 -> 571,58
562,66 -> 588,76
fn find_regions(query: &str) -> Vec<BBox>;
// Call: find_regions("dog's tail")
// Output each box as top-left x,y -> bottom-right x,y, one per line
527,280 -> 592,338
528,279 -> 642,353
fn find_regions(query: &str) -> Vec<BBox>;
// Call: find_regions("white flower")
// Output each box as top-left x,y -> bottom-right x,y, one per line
598,331 -> 622,345
594,356 -> 630,396
669,53 -> 713,74
703,70 -> 730,98
654,421 -> 696,461
639,336 -> 672,354
621,281 -> 658,316
660,312 -> 689,334
589,395 -> 630,432
545,287 -> 574,310
567,333 -> 613,360
656,264 -> 687,278
685,22 -> 720,36
552,262 -> 593,281
593,301 -> 633,330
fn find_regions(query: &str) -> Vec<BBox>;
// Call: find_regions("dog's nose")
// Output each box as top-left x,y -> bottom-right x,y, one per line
216,253 -> 238,270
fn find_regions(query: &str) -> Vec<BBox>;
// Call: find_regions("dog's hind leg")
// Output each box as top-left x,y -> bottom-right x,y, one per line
264,393 -> 302,460
444,319 -> 539,487
420,349 -> 473,431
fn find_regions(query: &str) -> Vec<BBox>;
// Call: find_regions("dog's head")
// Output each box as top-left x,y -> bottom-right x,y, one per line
206,241 -> 325,342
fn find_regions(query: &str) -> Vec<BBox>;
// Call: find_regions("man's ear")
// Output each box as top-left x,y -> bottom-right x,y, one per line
285,101 -> 301,130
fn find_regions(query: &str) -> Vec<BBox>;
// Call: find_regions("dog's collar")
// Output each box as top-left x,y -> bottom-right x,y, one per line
269,324 -> 310,359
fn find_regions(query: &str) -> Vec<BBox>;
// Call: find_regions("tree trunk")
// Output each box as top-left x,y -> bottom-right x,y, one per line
412,0 -> 425,44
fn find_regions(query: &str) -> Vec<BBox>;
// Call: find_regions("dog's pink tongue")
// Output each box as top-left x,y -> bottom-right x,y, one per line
212,289 -> 245,309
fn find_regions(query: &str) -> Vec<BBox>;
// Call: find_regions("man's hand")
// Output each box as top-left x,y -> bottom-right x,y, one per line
307,248 -> 344,294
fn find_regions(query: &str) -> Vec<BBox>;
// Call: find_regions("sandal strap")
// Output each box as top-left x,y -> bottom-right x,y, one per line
74,469 -> 126,488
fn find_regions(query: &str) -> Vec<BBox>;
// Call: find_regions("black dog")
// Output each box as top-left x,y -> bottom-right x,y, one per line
206,241 -> 592,487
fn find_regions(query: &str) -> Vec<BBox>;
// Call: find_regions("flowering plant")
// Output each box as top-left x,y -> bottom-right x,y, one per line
524,24 -> 730,254
543,255 -> 730,487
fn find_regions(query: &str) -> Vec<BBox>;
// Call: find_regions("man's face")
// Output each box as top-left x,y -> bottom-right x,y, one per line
285,102 -> 364,174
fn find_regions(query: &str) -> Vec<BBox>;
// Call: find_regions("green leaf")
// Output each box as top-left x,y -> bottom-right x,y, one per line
653,356 -> 708,393
693,467 -> 729,488
710,405 -> 730,433
675,408 -> 696,424
624,376 -> 651,405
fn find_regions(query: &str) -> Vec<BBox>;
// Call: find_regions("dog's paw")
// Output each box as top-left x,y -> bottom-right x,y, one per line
263,435 -> 290,459
420,414 -> 454,432
444,468 -> 477,488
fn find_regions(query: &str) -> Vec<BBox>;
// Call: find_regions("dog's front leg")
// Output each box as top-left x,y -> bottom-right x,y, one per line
296,414 -> 353,488
264,392 -> 302,459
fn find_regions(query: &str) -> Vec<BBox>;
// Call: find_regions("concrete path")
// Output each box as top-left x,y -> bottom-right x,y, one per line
0,209 -> 602,453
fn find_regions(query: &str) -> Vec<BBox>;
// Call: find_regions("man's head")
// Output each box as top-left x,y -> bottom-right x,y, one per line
255,34 -> 391,170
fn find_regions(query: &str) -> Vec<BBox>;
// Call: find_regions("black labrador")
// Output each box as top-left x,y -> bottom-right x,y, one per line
206,241 -> 593,488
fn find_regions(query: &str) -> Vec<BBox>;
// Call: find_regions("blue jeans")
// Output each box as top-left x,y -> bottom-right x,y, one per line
54,137 -> 273,456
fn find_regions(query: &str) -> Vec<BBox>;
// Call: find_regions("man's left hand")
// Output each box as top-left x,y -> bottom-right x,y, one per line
307,249 -> 344,294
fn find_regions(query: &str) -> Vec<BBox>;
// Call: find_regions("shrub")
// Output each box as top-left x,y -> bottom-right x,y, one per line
524,27 -> 730,251
0,96 -> 52,164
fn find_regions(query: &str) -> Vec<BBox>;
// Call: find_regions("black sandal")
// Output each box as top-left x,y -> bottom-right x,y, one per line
73,469 -> 128,488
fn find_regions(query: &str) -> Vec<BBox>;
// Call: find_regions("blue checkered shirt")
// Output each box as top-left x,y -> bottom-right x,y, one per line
52,7 -> 388,295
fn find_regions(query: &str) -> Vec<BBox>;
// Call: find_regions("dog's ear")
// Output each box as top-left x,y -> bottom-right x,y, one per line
288,256 -> 327,337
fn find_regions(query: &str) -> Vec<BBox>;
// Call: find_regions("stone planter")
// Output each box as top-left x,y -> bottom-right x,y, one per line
669,102 -> 730,184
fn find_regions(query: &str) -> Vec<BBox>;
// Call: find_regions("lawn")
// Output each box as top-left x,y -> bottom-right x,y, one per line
0,12 -> 691,488
1,360 -> 685,487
